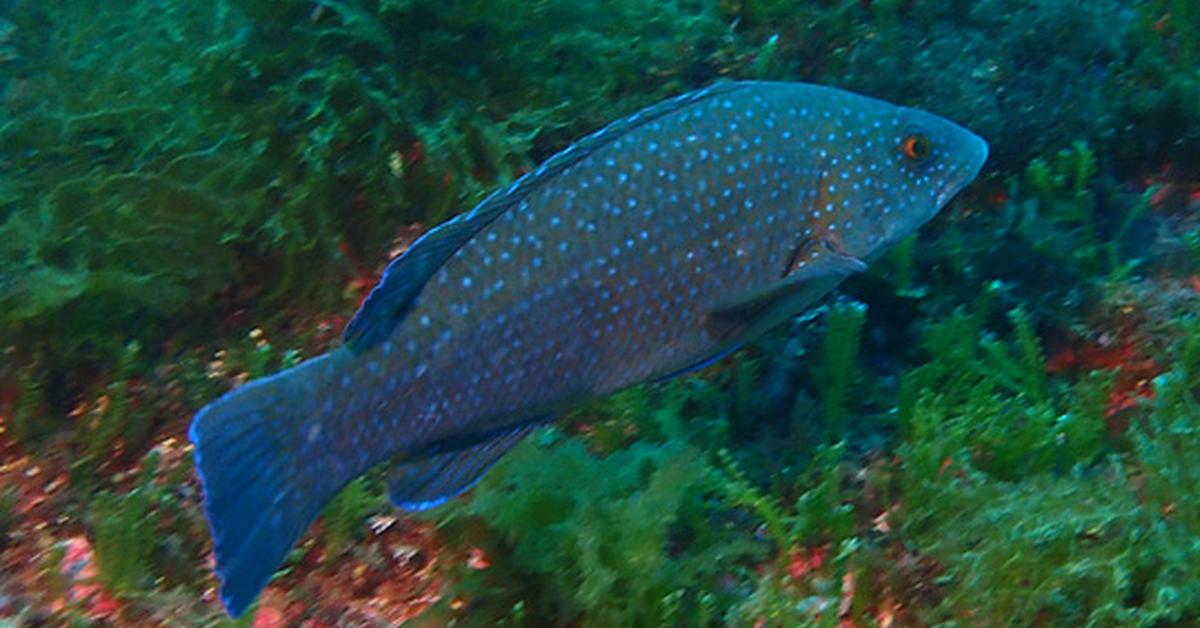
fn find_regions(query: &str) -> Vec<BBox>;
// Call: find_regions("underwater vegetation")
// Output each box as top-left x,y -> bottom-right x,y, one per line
1,0 -> 1200,625
899,314 -> 1200,624
430,434 -> 743,626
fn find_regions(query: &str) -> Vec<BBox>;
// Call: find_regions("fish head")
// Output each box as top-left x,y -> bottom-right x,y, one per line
801,93 -> 989,261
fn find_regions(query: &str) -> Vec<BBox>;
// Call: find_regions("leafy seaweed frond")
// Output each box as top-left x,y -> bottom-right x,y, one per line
91,455 -> 160,594
816,301 -> 867,437
715,448 -> 794,548
0,486 -> 18,549
320,476 -> 384,557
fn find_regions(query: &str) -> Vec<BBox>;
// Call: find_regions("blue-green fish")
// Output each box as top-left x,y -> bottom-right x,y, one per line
190,81 -> 987,615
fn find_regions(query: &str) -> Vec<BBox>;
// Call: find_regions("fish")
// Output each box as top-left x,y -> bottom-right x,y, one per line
189,80 -> 988,616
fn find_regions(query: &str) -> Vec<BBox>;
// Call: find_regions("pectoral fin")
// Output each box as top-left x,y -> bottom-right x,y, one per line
704,243 -> 865,342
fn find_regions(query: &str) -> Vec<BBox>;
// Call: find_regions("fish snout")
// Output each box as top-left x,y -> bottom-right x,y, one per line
934,126 -> 989,210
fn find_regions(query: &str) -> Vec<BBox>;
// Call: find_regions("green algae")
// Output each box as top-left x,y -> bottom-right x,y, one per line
320,476 -> 383,557
2,0 -> 813,451
7,369 -> 49,449
0,487 -> 16,549
81,341 -> 152,461
91,488 -> 156,595
815,302 -> 867,438
1,0 -> 1192,447
2,0 -> 1200,624
91,454 -> 163,595
718,441 -> 856,553
906,367 -> 1200,623
898,305 -> 1110,485
887,307 -> 1200,624
1019,140 -> 1147,279
429,430 -> 762,626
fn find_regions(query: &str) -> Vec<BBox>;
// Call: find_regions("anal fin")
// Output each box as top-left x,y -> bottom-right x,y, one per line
387,419 -> 547,510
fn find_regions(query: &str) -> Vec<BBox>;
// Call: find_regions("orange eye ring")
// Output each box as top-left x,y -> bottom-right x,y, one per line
902,134 -> 932,161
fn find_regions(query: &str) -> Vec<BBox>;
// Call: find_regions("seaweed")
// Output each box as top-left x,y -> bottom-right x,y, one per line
0,486 -> 17,549
8,368 -> 49,449
898,304 -> 1109,488
840,0 -> 1133,172
429,431 -> 761,626
885,234 -> 922,297
79,341 -> 152,461
814,301 -> 867,437
90,463 -> 158,594
1136,318 -> 1200,529
0,0 -> 756,457
890,310 -> 1200,624
715,447 -> 795,549
3,0 -> 1200,624
320,476 -> 384,557
909,391 -> 1200,626
715,443 -> 873,626
1021,141 -> 1121,277
1119,0 -> 1200,179
717,442 -> 855,551
87,450 -> 207,597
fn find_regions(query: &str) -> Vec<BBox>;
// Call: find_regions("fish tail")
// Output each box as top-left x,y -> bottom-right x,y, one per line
188,349 -> 364,617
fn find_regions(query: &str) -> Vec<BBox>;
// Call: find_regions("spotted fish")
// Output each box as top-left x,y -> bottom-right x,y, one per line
190,81 -> 987,615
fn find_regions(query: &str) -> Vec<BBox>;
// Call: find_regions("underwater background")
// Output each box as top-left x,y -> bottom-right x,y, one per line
1,0 -> 1198,625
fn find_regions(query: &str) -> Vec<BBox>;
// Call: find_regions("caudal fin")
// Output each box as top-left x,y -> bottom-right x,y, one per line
189,350 -> 357,617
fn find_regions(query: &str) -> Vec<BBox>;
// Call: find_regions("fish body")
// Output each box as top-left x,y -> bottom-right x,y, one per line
190,81 -> 987,615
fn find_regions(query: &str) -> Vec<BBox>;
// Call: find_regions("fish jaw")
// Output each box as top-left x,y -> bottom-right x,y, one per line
935,127 -> 989,210
898,106 -> 990,224
828,103 -> 990,259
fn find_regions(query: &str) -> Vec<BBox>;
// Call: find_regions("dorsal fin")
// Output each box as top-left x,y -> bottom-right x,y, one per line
343,81 -> 750,353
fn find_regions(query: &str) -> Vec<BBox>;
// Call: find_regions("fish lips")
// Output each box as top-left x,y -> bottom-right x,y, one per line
936,131 -> 990,209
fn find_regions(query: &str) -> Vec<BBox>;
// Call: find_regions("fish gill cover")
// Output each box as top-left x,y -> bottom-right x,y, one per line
1,0 -> 1199,626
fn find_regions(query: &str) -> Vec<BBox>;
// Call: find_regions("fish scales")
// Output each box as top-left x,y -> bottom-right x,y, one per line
384,85 -> 826,436
189,81 -> 988,616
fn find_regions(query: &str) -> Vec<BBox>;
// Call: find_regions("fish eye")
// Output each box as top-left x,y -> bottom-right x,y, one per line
901,133 -> 932,162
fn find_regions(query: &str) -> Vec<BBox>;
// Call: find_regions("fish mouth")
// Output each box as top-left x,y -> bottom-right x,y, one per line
936,132 -> 989,208
965,132 -> 990,182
